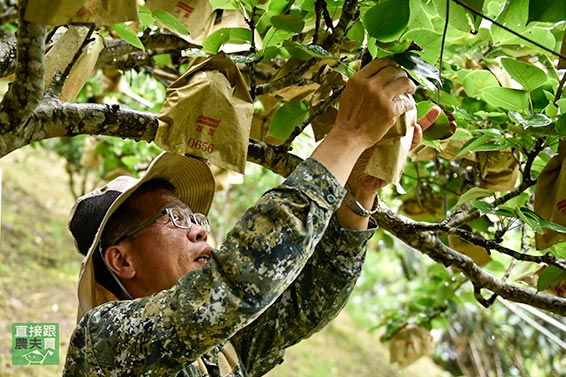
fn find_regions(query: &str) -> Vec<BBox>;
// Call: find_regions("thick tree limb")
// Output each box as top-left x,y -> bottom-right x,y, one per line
0,0 -> 45,132
372,205 -> 566,315
247,138 -> 302,177
0,100 -> 157,157
0,32 -> 16,77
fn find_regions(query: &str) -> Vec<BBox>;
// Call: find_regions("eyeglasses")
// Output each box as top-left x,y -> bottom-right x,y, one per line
112,207 -> 210,245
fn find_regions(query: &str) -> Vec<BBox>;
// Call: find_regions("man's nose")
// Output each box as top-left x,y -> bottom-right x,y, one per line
188,223 -> 208,242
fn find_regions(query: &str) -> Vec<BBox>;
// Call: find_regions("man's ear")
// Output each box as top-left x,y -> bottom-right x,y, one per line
104,246 -> 136,280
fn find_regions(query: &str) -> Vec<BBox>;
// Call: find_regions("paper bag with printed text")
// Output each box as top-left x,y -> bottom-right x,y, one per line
24,0 -> 138,26
156,54 -> 253,174
534,141 -> 566,250
145,0 -> 215,45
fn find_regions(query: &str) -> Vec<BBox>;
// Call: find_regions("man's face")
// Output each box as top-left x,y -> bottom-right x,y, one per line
122,188 -> 213,297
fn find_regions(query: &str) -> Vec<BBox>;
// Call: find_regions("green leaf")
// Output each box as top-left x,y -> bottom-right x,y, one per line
540,219 -> 566,234
153,9 -> 189,35
509,111 -> 552,128
393,51 -> 440,85
112,23 -> 144,50
537,266 -> 566,292
517,207 -> 543,232
271,14 -> 304,33
473,141 -> 511,152
529,0 -> 566,23
500,58 -> 547,93
363,0 -> 410,42
492,0 -> 528,41
445,0 -> 484,33
454,188 -> 494,208
209,0 -> 239,10
493,208 -> 515,217
202,28 -> 252,54
481,88 -> 529,111
282,41 -> 332,61
153,54 -> 172,65
347,20 -> 365,45
402,28 -> 442,63
555,113 -> 566,136
121,155 -> 141,170
261,27 -> 294,51
138,6 -> 155,28
463,70 -> 499,98
454,130 -> 503,158
471,200 -> 496,214
556,99 -> 566,113
267,101 -> 309,139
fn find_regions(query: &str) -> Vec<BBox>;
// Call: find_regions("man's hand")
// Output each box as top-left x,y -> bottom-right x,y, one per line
348,105 -> 443,194
334,58 -> 417,150
312,58 -> 418,186
337,106 -> 442,230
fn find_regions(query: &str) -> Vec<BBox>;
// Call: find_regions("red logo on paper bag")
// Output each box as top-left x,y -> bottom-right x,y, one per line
557,199 -> 566,215
175,2 -> 194,18
196,115 -> 221,136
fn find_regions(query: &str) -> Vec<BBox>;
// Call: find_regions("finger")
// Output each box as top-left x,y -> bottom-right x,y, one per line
411,123 -> 423,150
418,105 -> 442,131
384,75 -> 417,100
357,57 -> 397,79
392,91 -> 416,116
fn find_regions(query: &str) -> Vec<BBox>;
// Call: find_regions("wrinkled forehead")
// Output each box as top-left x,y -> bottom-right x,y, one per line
127,187 -> 192,214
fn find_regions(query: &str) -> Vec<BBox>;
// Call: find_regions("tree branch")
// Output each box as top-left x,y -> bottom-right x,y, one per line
95,31 -> 199,71
445,140 -> 542,228
372,205 -> 566,315
0,100 -> 158,157
247,138 -> 303,177
0,0 -> 45,132
0,31 -> 16,77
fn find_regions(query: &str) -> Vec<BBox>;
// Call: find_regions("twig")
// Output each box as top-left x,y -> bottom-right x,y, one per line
452,0 -> 566,61
282,85 -> 344,148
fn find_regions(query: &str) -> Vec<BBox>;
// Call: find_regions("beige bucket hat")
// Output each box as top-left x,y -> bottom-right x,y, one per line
68,152 -> 215,320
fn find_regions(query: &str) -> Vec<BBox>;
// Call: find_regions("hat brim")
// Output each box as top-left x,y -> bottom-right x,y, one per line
76,152 -> 215,319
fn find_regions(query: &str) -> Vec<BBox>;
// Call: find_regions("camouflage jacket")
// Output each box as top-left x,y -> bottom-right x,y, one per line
63,158 -> 376,376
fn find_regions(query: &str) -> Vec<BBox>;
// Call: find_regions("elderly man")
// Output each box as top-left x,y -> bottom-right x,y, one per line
63,58 -> 439,376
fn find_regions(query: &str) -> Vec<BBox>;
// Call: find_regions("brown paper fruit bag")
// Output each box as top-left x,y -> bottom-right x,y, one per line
145,0 -> 215,45
448,234 -> 492,266
156,54 -> 253,174
310,66 -> 347,142
478,150 -> 519,191
24,0 -> 138,26
535,141 -> 566,250
411,138 -> 477,162
365,101 -> 418,185
45,27 -> 103,102
389,325 -> 434,368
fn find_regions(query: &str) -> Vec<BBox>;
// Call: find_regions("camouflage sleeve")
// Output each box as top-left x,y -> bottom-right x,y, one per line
230,212 -> 376,376
63,157 -> 346,376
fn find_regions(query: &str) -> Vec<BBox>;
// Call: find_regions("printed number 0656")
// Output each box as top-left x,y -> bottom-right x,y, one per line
188,138 -> 214,153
